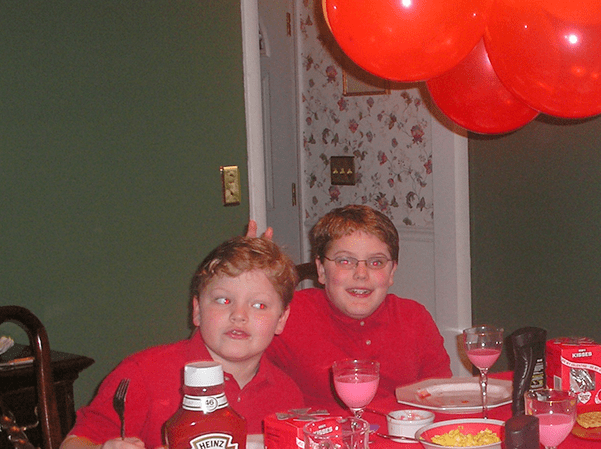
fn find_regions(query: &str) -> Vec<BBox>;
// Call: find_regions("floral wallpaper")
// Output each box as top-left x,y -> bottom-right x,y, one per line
298,0 -> 435,232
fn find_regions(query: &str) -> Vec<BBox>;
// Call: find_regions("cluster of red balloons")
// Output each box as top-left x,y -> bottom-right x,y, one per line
323,0 -> 601,134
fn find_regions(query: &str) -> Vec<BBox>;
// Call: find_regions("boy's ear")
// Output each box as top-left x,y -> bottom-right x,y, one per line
388,261 -> 398,287
274,306 -> 291,335
192,296 -> 201,327
316,258 -> 327,285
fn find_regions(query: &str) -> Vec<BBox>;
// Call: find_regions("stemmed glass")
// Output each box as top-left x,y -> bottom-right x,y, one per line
525,389 -> 577,449
463,325 -> 504,419
332,359 -> 380,419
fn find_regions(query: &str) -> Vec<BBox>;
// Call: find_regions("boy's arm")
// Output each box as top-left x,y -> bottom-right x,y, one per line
60,435 -> 146,449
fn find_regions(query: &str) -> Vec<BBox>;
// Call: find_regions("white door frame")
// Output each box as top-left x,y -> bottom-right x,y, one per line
431,119 -> 472,376
240,0 -> 471,376
241,0 -> 268,233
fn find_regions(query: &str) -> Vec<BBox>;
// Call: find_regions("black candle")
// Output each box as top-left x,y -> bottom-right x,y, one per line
505,414 -> 540,449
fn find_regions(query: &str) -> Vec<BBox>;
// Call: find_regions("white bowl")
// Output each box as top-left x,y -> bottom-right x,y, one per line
415,418 -> 504,449
386,409 -> 435,439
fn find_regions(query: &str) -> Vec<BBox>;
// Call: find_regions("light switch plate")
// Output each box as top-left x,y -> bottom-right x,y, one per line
330,156 -> 356,185
220,165 -> 241,206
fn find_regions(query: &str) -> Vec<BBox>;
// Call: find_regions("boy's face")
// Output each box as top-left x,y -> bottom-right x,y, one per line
316,231 -> 397,320
193,269 -> 289,366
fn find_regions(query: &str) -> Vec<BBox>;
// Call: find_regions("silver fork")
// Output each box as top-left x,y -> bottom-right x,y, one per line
113,378 -> 130,439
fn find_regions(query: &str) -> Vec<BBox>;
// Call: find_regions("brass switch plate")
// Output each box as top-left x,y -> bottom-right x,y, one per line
330,156 -> 356,185
220,165 -> 241,206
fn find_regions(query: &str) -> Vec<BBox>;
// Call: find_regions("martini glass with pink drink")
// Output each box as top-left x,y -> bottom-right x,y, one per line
463,325 -> 504,419
525,389 -> 577,449
332,359 -> 380,419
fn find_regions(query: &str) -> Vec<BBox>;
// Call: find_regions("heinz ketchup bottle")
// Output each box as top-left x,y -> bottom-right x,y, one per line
164,361 -> 246,449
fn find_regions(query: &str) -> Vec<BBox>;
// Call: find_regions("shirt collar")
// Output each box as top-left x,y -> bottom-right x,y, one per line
187,329 -> 277,388
327,293 -> 389,328
187,328 -> 212,361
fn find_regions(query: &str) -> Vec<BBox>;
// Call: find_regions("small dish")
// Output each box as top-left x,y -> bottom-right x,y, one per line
386,409 -> 435,442
572,404 -> 601,440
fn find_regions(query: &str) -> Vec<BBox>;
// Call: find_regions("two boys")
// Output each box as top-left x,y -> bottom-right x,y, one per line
63,204 -> 452,449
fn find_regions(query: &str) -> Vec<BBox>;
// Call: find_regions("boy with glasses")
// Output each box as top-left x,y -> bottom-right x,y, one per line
263,204 -> 451,414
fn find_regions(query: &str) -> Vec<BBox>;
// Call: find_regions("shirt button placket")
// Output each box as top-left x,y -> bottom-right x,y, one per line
360,321 -> 370,345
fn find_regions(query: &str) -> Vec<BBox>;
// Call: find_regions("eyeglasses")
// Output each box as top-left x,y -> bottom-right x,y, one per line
323,256 -> 392,270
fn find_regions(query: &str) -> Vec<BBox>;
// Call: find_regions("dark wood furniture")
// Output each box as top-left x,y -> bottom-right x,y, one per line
0,343 -> 94,449
1,305 -> 61,449
296,262 -> 319,283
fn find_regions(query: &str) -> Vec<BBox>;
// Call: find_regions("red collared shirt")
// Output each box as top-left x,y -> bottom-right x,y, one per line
266,288 -> 452,414
69,330 -> 303,447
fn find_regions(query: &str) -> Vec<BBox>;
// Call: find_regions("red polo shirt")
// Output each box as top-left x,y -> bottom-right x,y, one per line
266,288 -> 452,414
69,330 -> 303,447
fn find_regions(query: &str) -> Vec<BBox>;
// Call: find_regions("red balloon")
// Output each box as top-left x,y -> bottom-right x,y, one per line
485,0 -> 601,118
324,0 -> 492,82
543,0 -> 601,26
427,40 -> 538,134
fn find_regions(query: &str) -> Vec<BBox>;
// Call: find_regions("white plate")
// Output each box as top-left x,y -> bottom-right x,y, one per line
247,434 -> 264,449
395,377 -> 512,414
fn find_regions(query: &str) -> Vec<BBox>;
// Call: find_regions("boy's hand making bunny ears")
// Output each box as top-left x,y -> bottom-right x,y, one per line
246,220 -> 273,241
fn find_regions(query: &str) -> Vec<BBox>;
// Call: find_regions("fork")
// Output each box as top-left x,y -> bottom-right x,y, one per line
113,378 -> 130,439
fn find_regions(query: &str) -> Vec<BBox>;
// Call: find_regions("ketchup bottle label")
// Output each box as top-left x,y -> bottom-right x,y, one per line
182,393 -> 228,413
190,433 -> 240,449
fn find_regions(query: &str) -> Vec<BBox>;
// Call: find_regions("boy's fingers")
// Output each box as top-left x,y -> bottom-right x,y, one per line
246,220 -> 274,241
100,437 -> 145,449
262,227 -> 274,241
246,220 -> 258,238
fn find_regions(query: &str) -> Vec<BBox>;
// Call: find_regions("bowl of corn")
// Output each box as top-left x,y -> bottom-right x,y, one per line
415,418 -> 504,449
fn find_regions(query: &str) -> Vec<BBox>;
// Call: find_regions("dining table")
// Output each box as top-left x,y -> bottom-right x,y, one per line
360,371 -> 601,449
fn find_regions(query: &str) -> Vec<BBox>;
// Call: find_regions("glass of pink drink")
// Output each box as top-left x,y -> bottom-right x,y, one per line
332,359 -> 380,419
525,389 -> 577,449
463,325 -> 504,419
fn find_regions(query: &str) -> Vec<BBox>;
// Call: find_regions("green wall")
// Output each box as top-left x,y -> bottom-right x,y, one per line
1,2 -> 249,407
469,115 -> 601,369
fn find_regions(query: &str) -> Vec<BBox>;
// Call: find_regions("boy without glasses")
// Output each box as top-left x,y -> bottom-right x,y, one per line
264,204 -> 452,413
61,236 -> 303,449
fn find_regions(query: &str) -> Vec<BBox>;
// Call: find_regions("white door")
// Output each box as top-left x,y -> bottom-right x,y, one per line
258,0 -> 303,263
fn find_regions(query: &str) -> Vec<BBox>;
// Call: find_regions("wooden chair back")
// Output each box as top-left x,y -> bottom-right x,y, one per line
296,262 -> 319,285
0,306 -> 62,449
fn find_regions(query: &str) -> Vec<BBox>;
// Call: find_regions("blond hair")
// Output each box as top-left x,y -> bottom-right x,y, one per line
190,236 -> 298,308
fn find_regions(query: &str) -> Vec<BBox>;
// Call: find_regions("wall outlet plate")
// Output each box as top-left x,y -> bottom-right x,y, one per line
220,165 -> 241,206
